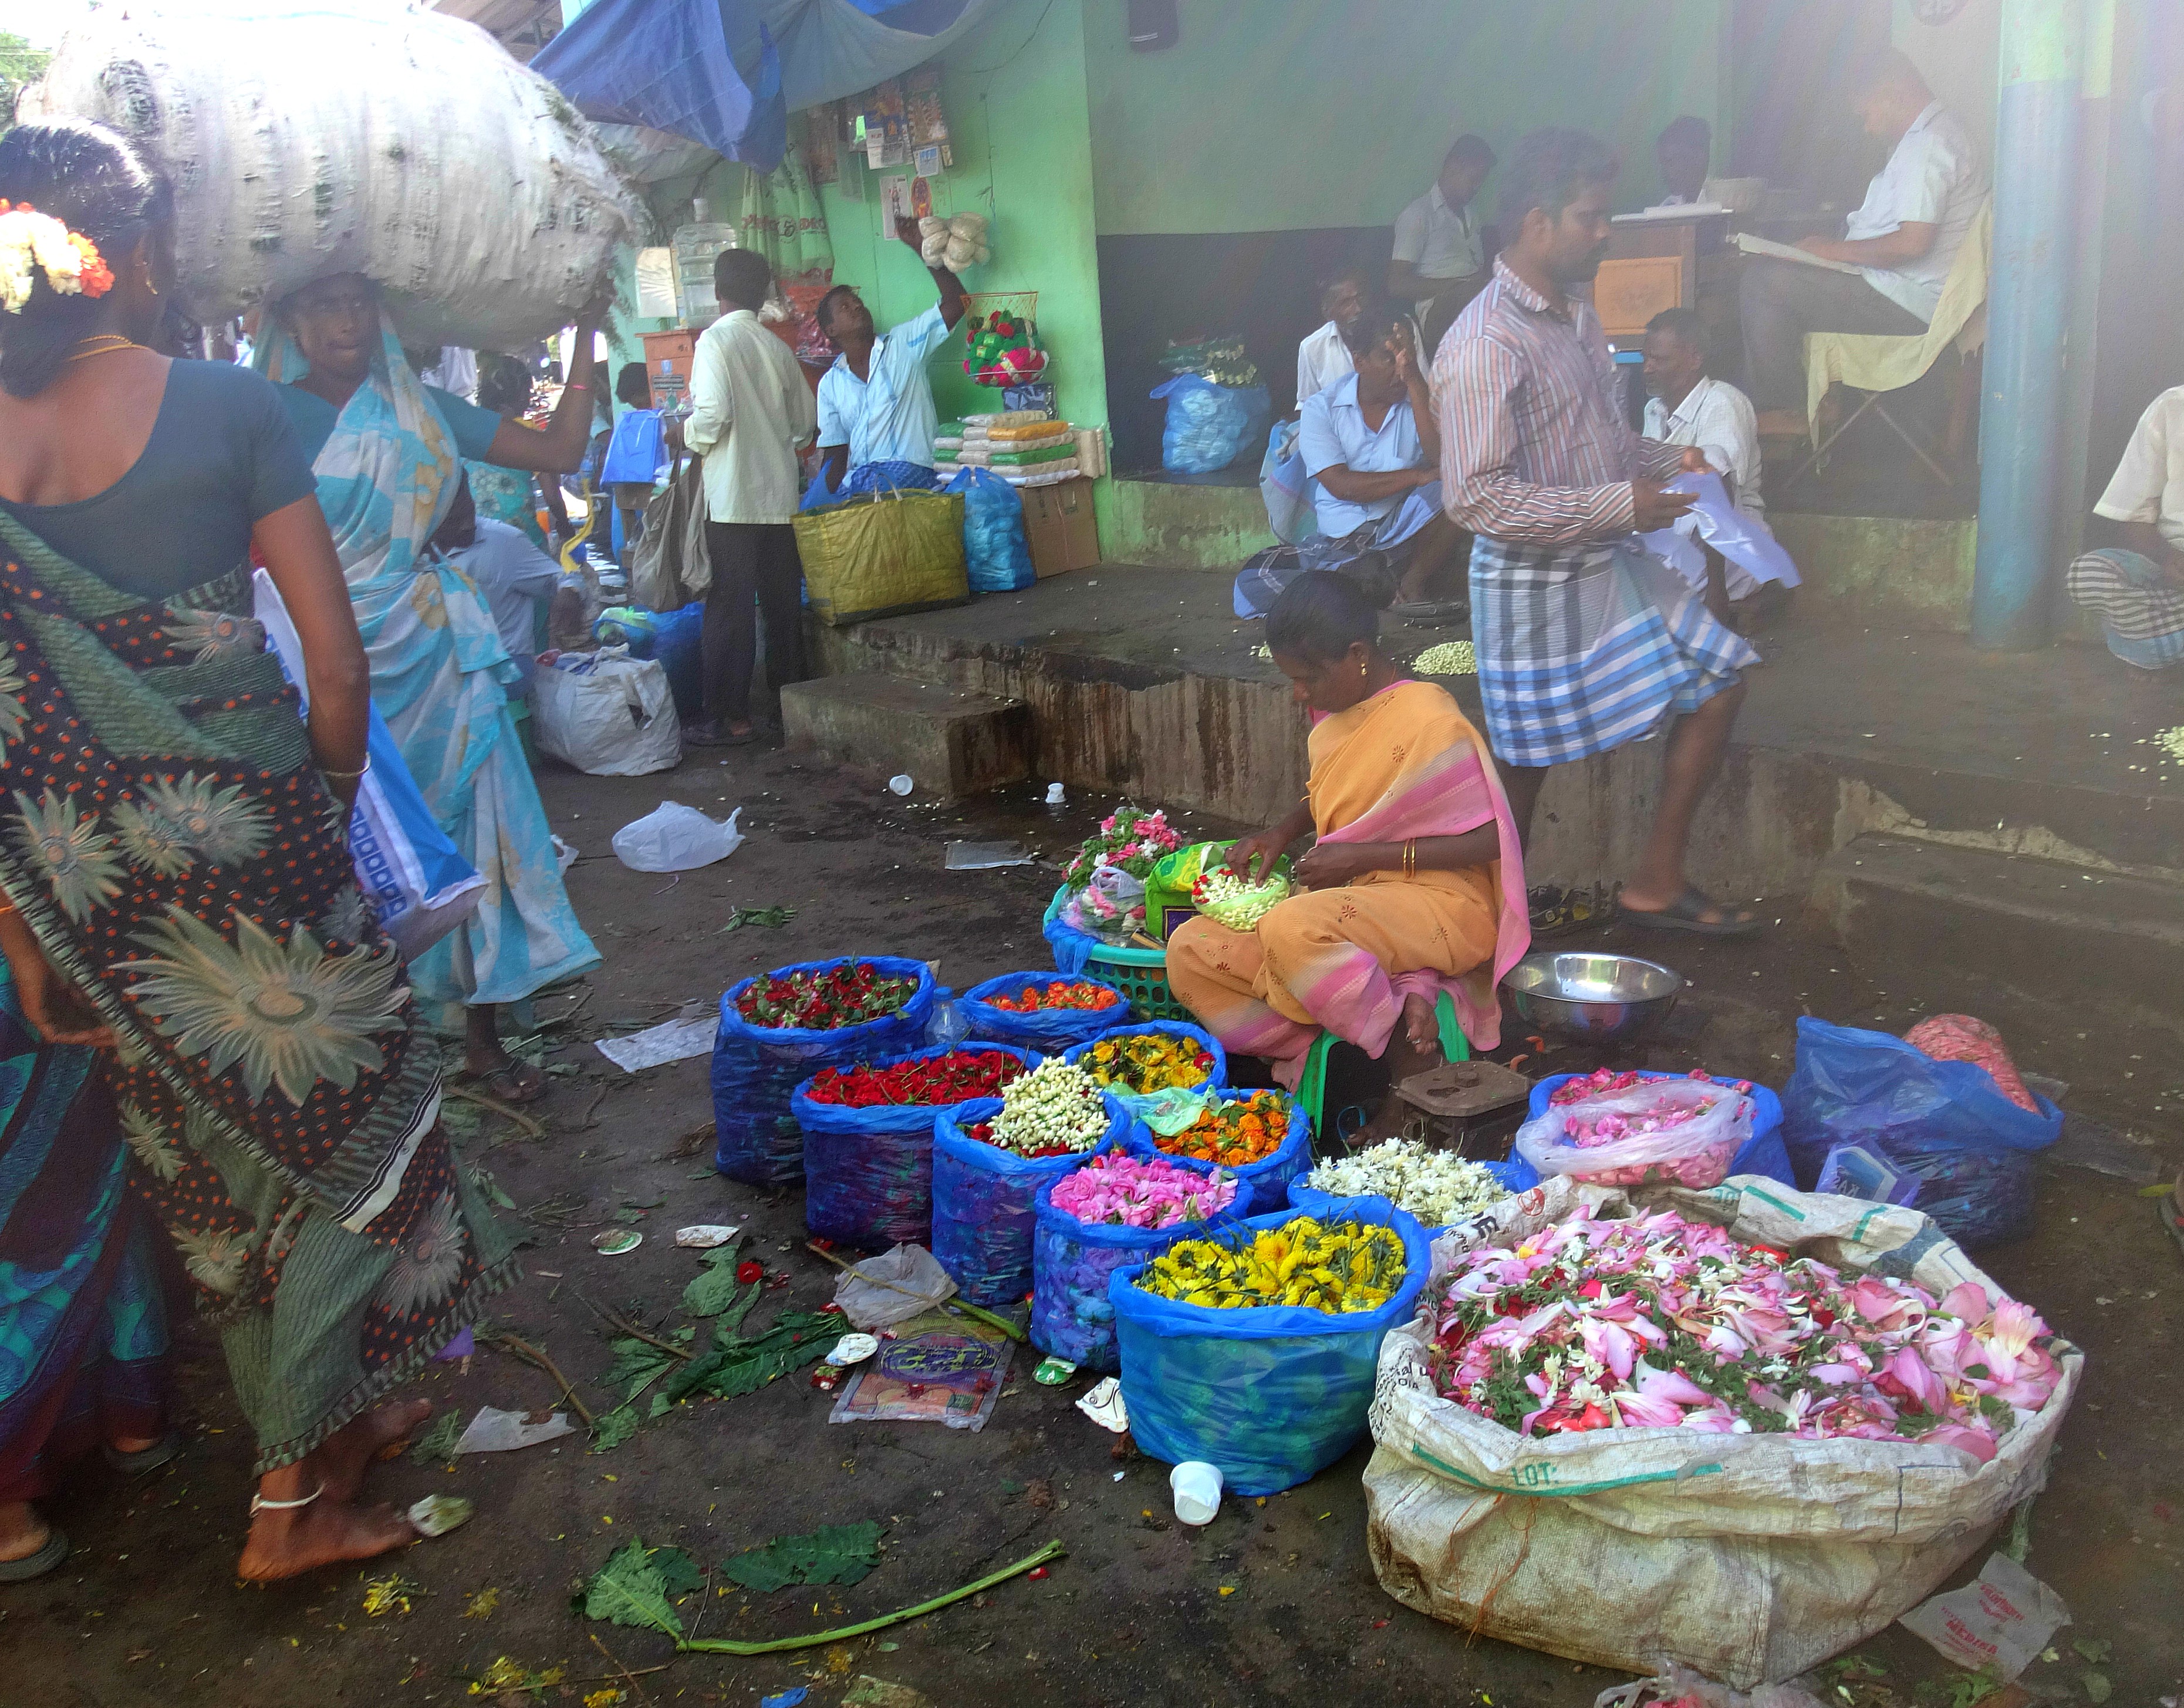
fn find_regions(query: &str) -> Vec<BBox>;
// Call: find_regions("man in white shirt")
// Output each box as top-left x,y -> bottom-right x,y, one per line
1642,308 -> 1788,625
1389,134 -> 1496,360
1739,49 -> 1987,431
1294,264 -> 1368,413
681,247 -> 818,743
814,215 -> 968,495
2066,386 -> 2184,669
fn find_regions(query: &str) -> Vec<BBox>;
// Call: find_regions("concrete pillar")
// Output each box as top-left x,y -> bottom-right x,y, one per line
1970,0 -> 2085,651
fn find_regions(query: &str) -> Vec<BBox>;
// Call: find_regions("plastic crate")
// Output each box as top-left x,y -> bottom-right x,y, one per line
1042,885 -> 1187,1021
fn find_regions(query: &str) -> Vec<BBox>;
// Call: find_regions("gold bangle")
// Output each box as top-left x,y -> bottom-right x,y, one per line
1403,838 -> 1417,878
319,761 -> 368,783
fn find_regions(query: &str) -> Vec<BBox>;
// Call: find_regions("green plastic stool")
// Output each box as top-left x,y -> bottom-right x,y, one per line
1295,990 -> 1469,1152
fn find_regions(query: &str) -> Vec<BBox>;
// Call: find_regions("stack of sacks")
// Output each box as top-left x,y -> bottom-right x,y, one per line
935,413 -> 1081,487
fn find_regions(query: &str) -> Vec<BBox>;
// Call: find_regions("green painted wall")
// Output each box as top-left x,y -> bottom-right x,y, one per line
1081,0 -> 1731,237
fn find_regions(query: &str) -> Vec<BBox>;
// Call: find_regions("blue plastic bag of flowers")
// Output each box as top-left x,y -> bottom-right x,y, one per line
1522,1070 -> 1794,1187
1124,1091 -> 1313,1217
1030,1164 -> 1240,1372
1060,1020 -> 1228,1099
1781,1017 -> 2060,1247
931,1099 -> 1116,1307
1149,374 -> 1272,475
795,1044 -> 1039,1248
711,957 -> 936,1186
944,467 -> 1035,593
1110,1199 -> 1429,1496
959,970 -> 1129,1053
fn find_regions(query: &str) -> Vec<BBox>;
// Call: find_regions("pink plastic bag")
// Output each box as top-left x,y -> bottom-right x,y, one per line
1514,1079 -> 1755,1189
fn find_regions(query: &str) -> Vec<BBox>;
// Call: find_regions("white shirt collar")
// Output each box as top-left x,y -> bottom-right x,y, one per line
1904,100 -> 1943,141
1428,182 -> 1471,229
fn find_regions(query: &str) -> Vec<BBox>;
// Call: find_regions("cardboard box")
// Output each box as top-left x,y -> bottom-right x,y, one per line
1021,476 -> 1099,578
640,329 -> 699,413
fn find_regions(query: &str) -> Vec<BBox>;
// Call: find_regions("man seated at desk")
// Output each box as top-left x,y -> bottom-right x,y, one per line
1655,115 -> 1712,206
1739,48 -> 1986,436
1295,263 -> 1369,413
815,215 -> 968,495
1390,134 -> 1496,361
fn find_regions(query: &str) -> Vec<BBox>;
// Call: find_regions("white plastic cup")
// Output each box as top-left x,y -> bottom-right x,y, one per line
887,774 -> 914,796
1045,781 -> 1066,806
1170,1460 -> 1223,1526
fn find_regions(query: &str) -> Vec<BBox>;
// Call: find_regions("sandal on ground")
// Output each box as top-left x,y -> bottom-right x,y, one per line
1389,599 -> 1469,626
104,1431 -> 184,1476
0,1527 -> 68,1582
1622,885 -> 1763,938
1528,881 -> 1618,940
458,1059 -> 547,1106
684,721 -> 755,748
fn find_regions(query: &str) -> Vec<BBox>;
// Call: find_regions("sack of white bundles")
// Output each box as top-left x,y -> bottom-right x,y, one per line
22,0 -> 639,348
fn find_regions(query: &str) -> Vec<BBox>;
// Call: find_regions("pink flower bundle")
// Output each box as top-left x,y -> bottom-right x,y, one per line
1548,1067 -> 1754,1107
1048,1153 -> 1237,1230
1427,1206 -> 2062,1460
1516,1078 -> 1750,1189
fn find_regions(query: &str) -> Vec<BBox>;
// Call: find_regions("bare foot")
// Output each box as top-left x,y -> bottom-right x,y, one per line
108,1433 -> 164,1456
319,1400 -> 434,1504
237,1496 -> 416,1582
0,1501 -> 50,1564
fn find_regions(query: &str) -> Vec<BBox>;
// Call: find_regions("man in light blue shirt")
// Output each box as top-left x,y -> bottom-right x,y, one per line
815,215 -> 969,493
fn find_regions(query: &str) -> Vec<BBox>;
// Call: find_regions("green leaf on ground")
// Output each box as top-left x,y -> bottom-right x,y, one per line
718,1521 -> 885,1593
604,1335 -> 680,1403
575,1538 -> 693,1637
2080,1673 -> 2111,1704
589,1406 -> 639,1453
2072,1639 -> 2114,1665
659,1312 -> 843,1406
718,905 -> 798,934
408,1407 -> 465,1464
681,1241 -> 748,1317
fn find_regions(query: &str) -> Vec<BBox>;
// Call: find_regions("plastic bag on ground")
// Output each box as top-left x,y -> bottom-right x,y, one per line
1595,1663 -> 1829,1708
1150,374 -> 1272,475
944,467 -> 1035,594
611,802 -> 744,872
1897,1551 -> 2071,1680
1125,1094 -> 1312,1217
959,971 -> 1126,1053
1112,1200 -> 1429,1495
711,957 -> 936,1185
1782,1016 -> 2061,1247
534,649 -> 681,776
1514,1078 -> 1756,1190
832,1243 -> 957,1331
1363,1178 -> 2082,1688
1029,1170 -> 1233,1373
930,1100 -> 1116,1307
795,1044 -> 1040,1250
1525,1071 -> 1794,1187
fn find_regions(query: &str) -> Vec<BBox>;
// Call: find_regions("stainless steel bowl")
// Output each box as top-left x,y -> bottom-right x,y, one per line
1501,951 -> 1685,1044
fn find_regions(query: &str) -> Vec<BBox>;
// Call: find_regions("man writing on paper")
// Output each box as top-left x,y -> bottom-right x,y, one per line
1439,129 -> 1762,938
1739,49 -> 1986,435
1390,134 -> 1496,360
1641,308 -> 1790,629
814,215 -> 968,495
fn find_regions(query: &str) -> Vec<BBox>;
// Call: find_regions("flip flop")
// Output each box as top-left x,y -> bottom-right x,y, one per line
684,724 -> 755,748
104,1432 -> 184,1476
458,1061 -> 548,1106
1389,599 -> 1470,626
1622,885 -> 1763,938
0,1527 -> 68,1583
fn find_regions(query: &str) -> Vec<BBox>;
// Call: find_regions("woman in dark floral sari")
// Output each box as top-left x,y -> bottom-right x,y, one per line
0,122 -> 514,1581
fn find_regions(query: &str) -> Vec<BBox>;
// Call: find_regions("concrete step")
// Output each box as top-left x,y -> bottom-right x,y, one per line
1812,832 -> 2184,1042
779,673 -> 1031,801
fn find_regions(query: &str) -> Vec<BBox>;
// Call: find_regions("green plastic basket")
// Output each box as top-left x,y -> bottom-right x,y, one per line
1044,884 -> 1187,1021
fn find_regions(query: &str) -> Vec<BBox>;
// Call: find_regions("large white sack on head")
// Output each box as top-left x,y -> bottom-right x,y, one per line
23,0 -> 641,350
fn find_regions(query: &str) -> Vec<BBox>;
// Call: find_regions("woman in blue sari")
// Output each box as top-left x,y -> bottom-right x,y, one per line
258,276 -> 604,1102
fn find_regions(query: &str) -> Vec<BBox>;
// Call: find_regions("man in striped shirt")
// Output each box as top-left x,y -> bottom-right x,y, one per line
1435,128 -> 1763,937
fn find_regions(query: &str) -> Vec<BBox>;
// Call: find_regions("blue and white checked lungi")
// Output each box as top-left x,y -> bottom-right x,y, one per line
1469,535 -> 1760,767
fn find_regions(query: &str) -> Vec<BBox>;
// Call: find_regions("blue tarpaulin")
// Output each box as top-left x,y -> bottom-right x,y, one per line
535,0 -> 997,175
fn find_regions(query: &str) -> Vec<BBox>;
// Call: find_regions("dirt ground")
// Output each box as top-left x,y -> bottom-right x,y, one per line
4,745 -> 2179,1708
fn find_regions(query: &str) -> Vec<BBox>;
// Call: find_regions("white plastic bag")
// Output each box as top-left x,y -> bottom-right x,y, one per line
533,650 -> 681,777
1514,1078 -> 1754,1190
25,0 -> 639,348
1063,865 -> 1147,943
832,1243 -> 958,1331
610,802 -> 743,873
1898,1552 -> 2071,1680
1364,1180 -> 2081,1687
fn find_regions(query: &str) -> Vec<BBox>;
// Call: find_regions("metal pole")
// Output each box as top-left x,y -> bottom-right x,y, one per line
1970,0 -> 2085,650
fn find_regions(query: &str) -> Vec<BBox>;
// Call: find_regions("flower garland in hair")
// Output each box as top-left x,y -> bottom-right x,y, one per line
0,201 -> 117,315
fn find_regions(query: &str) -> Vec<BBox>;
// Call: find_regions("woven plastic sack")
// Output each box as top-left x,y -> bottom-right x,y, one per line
1112,1200 -> 1429,1495
1059,1020 -> 1228,1098
792,487 -> 968,626
1526,1072 -> 1794,1187
711,957 -> 936,1186
25,0 -> 639,349
1515,1078 -> 1756,1191
1125,1093 -> 1312,1216
958,971 -> 1126,1053
943,467 -> 1035,594
1781,1017 -> 2061,1247
930,1099 -> 1117,1307
795,1044 -> 1040,1249
1363,1178 -> 2082,1687
1287,1164 -> 1532,1239
1029,1139 -> 1240,1372
1149,374 -> 1272,474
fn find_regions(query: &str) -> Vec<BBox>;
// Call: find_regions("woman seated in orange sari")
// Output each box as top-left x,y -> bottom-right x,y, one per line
1167,572 -> 1530,1140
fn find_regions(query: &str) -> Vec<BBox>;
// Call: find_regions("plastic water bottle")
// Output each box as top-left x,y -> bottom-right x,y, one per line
924,987 -> 969,1050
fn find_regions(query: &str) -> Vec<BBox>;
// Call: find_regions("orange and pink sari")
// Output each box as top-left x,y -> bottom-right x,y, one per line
1166,680 -> 1529,1077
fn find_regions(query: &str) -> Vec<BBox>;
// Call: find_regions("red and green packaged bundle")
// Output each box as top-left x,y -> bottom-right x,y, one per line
734,961 -> 917,1031
804,1049 -> 1028,1108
